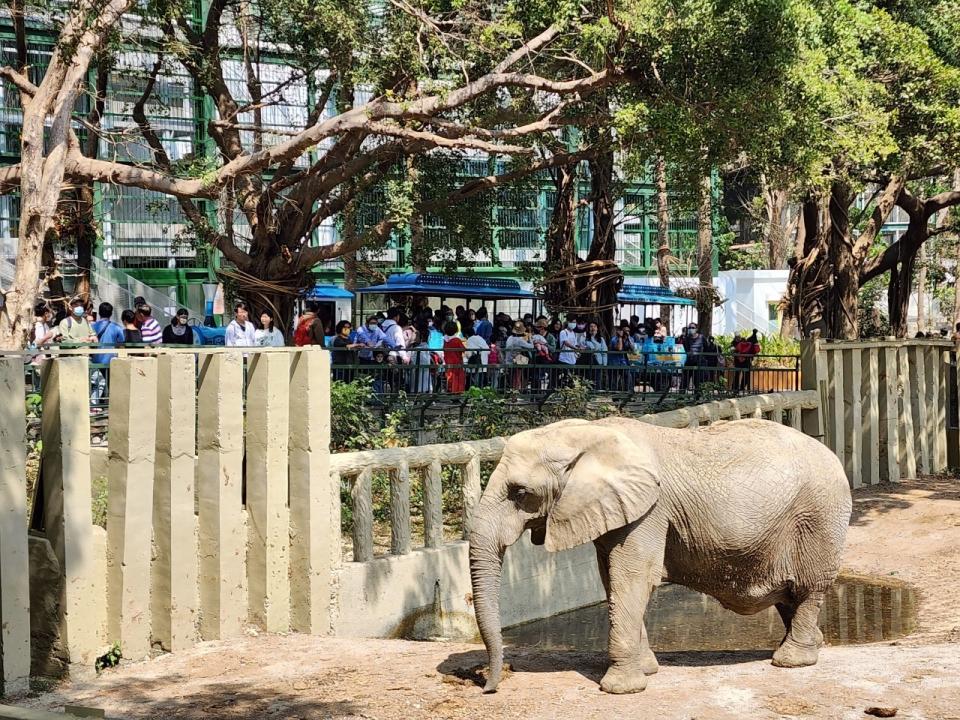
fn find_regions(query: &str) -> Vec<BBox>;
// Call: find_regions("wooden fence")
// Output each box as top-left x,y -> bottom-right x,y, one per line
0,348 -> 335,694
800,338 -> 954,487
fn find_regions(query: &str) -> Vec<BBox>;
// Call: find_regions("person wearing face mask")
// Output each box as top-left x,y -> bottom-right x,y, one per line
558,315 -> 580,370
682,323 -> 705,393
225,301 -> 257,347
136,303 -> 163,345
355,314 -> 386,363
162,308 -> 195,345
58,297 -> 97,344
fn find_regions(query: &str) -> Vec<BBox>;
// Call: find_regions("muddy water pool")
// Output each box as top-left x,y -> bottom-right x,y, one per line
502,574 -> 918,652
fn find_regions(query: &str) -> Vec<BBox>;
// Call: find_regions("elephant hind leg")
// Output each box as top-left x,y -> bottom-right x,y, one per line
772,590 -> 824,668
775,601 -> 796,639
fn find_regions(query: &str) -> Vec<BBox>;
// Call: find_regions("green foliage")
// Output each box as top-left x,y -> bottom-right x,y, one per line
91,475 -> 108,529
329,377 -> 410,452
95,642 -> 122,673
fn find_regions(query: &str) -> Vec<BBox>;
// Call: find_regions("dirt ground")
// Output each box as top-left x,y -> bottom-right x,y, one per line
23,476 -> 960,720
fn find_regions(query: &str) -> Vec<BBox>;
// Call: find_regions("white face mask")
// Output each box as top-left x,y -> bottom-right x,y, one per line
567,322 -> 576,330
72,306 -> 84,317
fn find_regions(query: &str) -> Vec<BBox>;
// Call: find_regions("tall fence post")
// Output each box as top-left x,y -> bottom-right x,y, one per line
246,352 -> 291,632
288,348 -> 335,635
196,352 -> 246,640
878,345 -> 901,482
861,348 -> 880,486
0,358 -> 30,693
106,357 -> 159,661
908,346 -> 930,473
935,349 -> 948,472
152,352 -> 198,652
462,455 -> 482,540
897,346 -> 918,479
799,339 -> 825,442
40,357 -> 102,664
841,348 -> 862,487
351,470 -> 374,562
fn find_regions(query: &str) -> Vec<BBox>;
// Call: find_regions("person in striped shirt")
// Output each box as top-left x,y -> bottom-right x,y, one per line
136,303 -> 163,344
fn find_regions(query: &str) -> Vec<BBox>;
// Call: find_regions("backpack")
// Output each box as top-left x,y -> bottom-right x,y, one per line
293,315 -> 316,347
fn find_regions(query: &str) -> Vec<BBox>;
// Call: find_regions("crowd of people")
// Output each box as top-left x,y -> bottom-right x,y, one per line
29,294 -> 769,398
303,301 -> 767,396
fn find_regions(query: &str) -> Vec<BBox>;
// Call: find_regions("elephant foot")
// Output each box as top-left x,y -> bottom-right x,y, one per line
638,647 -> 660,675
771,637 -> 820,668
600,664 -> 649,694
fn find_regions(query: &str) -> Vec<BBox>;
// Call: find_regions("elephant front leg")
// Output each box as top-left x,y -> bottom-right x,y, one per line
595,544 -> 659,679
772,590 -> 824,668
599,539 -> 662,694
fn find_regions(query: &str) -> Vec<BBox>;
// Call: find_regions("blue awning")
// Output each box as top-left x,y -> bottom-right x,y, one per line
355,273 -> 536,300
618,284 -> 695,306
305,284 -> 355,300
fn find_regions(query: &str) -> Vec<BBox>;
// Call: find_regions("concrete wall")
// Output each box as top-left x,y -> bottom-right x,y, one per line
334,535 -> 604,638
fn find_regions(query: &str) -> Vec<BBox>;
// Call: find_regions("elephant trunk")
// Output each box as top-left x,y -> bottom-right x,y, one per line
469,505 -> 524,694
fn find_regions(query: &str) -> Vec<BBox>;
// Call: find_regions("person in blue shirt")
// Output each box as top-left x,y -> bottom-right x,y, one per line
355,314 -> 387,362
474,306 -> 494,344
91,302 -> 126,365
90,301 -> 126,405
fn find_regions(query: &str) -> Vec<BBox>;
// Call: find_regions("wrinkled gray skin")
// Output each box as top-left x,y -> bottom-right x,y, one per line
468,417 -> 852,694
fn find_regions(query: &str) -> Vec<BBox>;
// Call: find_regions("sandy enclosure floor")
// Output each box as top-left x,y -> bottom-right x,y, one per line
22,476 -> 960,720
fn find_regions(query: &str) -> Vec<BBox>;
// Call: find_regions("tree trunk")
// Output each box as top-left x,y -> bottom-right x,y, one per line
74,185 -> 96,303
40,231 -> 67,312
761,174 -> 791,270
695,173 -> 713,334
827,181 -> 858,339
888,244 -> 919,338
586,146 -> 617,335
655,156 -> 671,325
916,243 -> 926,334
543,165 -> 579,314
784,192 -> 831,338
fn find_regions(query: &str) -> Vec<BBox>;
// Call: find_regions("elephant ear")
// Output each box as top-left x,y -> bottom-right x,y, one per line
545,427 -> 660,553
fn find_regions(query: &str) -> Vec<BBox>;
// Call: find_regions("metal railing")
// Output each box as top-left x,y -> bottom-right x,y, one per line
328,349 -> 800,397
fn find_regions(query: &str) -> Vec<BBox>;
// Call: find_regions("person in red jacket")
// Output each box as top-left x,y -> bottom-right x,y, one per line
443,321 -> 467,393
733,329 -> 762,393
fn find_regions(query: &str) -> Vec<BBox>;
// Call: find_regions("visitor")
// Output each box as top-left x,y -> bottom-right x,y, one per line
426,315 -> 444,350
463,323 -> 490,388
225,301 -> 257,347
402,312 -> 418,350
58,297 -> 96,345
255,309 -> 285,347
293,301 -> 325,347
136,303 -> 163,345
331,320 -> 362,381
702,335 -> 723,384
505,320 -> 535,390
682,323 -> 705,393
162,308 -> 194,345
356,314 -> 386,362
89,301 -> 125,404
733,330 -> 761,393
442,321 -> 467,393
121,309 -> 142,344
409,322 -> 436,393
609,321 -> 634,391
381,307 -> 409,363
91,302 -> 125,363
558,316 -> 581,385
954,322 -> 960,353
546,318 -> 562,358
583,321 -> 608,389
32,302 -> 57,348
474,307 -> 494,343
531,319 -> 553,390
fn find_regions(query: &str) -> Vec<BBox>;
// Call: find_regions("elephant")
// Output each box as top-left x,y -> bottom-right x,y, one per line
468,416 -> 852,694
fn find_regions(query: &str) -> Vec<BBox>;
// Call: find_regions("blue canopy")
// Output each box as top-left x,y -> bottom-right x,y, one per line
618,284 -> 695,306
356,273 -> 536,300
305,284 -> 355,300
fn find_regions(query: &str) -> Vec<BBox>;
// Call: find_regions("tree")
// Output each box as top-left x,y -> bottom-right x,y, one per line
0,0 -> 135,347
0,0 -> 618,345
779,0 -> 960,338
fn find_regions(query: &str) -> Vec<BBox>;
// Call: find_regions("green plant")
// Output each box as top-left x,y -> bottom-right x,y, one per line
95,642 -> 121,673
91,476 -> 108,529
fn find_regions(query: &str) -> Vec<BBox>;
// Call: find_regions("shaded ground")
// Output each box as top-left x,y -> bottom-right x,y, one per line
23,475 -> 960,720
